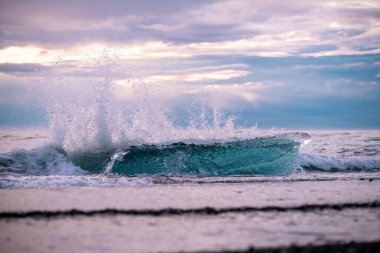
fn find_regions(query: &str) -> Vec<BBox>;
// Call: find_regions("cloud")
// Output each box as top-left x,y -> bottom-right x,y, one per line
0,0 -> 216,23
143,64 -> 250,83
1,0 -> 379,58
297,44 -> 338,54
182,81 -> 279,109
0,63 -> 48,74
1,0 -> 380,128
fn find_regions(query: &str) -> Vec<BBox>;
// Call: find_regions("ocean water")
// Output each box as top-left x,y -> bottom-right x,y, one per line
0,128 -> 379,188
0,56 -> 379,188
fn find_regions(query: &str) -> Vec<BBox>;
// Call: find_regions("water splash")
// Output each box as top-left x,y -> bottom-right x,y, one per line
34,50 -> 266,155
103,150 -> 128,174
18,50 -> 312,176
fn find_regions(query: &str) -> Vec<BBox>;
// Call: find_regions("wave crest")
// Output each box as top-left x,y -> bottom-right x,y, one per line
0,145 -> 85,176
297,153 -> 380,171
1,134 -> 307,176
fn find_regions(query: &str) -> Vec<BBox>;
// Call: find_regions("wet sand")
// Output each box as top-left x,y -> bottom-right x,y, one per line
0,173 -> 379,253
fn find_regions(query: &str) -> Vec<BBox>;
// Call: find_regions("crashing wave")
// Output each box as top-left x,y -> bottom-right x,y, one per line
0,145 -> 85,176
0,133 -> 307,177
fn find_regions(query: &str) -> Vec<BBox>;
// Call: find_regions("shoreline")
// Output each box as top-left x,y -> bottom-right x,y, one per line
0,175 -> 379,252
184,241 -> 380,253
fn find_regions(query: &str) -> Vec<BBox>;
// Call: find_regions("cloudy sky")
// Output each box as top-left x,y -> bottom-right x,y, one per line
0,0 -> 379,129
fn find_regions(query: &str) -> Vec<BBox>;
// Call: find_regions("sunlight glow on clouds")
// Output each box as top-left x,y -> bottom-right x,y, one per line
187,82 -> 264,103
0,46 -> 53,64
